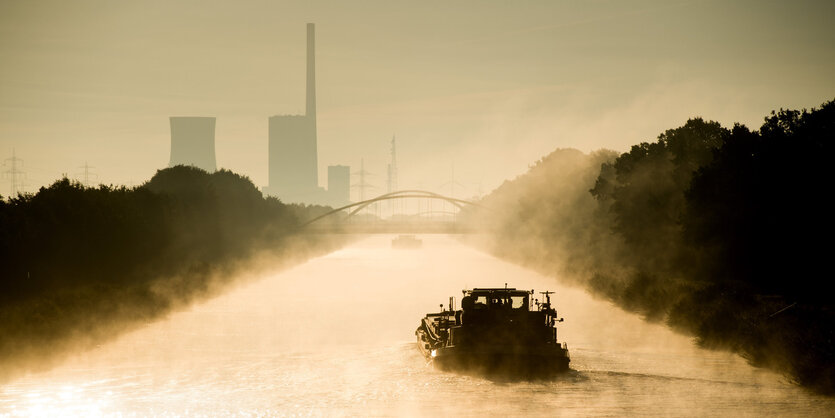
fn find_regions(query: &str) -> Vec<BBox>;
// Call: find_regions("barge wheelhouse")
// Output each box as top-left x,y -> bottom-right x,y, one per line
416,287 -> 570,376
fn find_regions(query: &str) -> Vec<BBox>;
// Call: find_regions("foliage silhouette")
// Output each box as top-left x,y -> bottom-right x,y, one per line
0,165 -> 340,379
474,99 -> 835,394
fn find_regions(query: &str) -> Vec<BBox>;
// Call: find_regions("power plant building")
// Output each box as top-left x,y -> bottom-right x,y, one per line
169,116 -> 217,172
167,25 -> 352,207
264,23 -> 324,204
267,114 -> 318,199
261,23 -> 351,207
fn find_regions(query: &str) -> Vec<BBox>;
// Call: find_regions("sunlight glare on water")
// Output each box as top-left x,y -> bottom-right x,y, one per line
1,235 -> 833,417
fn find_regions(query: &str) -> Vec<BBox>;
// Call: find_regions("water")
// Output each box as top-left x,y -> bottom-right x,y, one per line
1,235 -> 832,417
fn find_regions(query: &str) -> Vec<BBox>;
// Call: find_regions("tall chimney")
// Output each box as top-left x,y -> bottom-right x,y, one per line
306,23 -> 316,118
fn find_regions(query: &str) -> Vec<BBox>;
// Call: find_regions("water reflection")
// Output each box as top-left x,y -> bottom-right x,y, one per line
1,235 -> 833,416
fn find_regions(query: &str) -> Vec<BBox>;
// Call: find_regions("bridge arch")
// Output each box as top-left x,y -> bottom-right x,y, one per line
301,189 -> 481,227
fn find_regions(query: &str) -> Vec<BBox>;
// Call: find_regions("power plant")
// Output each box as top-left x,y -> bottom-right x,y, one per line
261,23 -> 349,206
167,24 -> 351,207
168,116 -> 217,172
263,23 -> 320,203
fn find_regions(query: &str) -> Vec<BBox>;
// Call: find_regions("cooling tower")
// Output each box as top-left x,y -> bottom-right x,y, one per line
169,116 -> 217,172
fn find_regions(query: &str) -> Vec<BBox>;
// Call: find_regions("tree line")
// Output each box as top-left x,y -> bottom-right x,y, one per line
471,99 -> 835,393
0,165 -> 338,379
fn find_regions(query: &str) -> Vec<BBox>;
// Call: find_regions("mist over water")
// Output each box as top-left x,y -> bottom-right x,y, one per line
2,235 -> 831,416
2,2 -> 833,414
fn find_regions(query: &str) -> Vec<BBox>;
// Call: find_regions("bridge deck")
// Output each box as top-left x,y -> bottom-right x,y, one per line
305,222 -> 479,234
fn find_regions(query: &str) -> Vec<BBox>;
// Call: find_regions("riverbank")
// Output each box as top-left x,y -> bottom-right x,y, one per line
4,235 -> 833,416
0,166 -> 351,381
464,100 -> 835,394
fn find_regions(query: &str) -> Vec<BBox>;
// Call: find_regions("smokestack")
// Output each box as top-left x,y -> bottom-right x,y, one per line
306,23 -> 316,118
265,23 -> 320,202
169,116 -> 217,172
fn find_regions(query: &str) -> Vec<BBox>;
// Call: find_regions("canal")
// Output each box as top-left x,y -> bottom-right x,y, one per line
1,235 -> 832,416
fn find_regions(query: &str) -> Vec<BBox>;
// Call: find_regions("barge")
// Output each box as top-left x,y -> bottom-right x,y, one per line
416,286 -> 570,376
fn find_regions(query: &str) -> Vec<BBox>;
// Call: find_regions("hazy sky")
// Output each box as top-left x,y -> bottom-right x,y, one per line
1,0 -> 833,199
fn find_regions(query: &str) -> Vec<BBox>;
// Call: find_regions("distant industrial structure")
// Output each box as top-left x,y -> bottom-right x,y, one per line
166,24 -> 351,207
387,136 -> 398,194
168,116 -> 217,172
2,149 -> 25,197
261,23 -> 349,207
352,158 -> 373,202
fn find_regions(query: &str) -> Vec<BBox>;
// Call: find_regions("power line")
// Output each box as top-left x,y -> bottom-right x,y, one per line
438,162 -> 467,223
74,162 -> 98,187
2,149 -> 26,198
439,162 -> 466,199
351,158 -> 374,202
386,135 -> 400,218
387,135 -> 398,193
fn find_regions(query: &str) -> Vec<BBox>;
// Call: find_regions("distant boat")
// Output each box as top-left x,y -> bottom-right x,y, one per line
392,234 -> 422,249
416,287 -> 570,377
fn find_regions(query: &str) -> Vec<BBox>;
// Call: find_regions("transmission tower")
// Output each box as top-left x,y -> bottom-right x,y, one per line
438,162 -> 466,222
75,162 -> 98,187
386,135 -> 400,218
440,162 -> 466,199
2,149 -> 25,198
386,135 -> 398,193
351,158 -> 374,202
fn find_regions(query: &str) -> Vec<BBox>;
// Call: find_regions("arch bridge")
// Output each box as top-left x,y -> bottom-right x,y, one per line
301,190 -> 482,234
